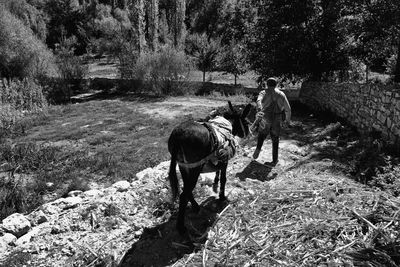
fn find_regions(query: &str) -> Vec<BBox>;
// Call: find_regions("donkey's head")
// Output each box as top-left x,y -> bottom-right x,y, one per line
224,101 -> 252,138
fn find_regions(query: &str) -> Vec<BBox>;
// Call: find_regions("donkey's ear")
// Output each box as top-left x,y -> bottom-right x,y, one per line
242,104 -> 252,118
228,101 -> 236,113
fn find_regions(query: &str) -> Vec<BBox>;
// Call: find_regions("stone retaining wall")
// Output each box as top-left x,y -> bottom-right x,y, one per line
300,82 -> 400,143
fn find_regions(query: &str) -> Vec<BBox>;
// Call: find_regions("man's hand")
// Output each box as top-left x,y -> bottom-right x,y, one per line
255,111 -> 264,120
282,120 -> 291,128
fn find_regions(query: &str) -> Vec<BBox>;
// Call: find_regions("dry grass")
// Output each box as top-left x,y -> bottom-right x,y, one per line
178,168 -> 400,267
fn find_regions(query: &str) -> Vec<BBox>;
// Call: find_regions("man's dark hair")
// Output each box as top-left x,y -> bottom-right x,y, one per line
266,78 -> 277,87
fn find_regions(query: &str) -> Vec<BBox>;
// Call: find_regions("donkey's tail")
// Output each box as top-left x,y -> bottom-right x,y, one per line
168,146 -> 179,201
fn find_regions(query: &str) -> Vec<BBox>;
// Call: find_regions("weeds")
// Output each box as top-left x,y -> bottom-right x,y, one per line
0,251 -> 33,267
0,174 -> 27,220
0,79 -> 48,140
104,203 -> 120,217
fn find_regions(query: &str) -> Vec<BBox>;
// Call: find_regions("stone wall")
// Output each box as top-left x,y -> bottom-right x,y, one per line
300,82 -> 400,142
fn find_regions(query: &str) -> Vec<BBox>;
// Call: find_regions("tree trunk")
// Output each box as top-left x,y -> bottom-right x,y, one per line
203,70 -> 206,83
234,75 -> 237,85
137,0 -> 146,53
174,0 -> 186,48
394,42 -> 400,83
366,65 -> 369,83
149,0 -> 159,51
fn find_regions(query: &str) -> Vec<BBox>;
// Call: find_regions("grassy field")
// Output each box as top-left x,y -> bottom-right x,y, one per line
0,94 -> 250,219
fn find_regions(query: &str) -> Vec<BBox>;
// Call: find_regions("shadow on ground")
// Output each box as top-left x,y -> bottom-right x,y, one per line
71,90 -> 167,104
118,197 -> 228,267
236,160 -> 277,181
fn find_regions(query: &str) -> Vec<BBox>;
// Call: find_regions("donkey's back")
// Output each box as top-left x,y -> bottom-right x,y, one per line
168,121 -> 213,165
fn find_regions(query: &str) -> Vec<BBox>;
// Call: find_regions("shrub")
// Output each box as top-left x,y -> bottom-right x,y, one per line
0,79 -> 47,139
0,174 -> 28,220
385,54 -> 397,76
369,157 -> 400,197
347,57 -> 367,82
49,35 -> 88,103
119,44 -> 192,95
118,40 -> 140,80
0,8 -> 56,81
0,79 -> 47,110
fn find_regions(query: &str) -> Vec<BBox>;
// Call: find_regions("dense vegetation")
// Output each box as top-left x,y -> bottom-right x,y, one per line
0,0 -> 398,85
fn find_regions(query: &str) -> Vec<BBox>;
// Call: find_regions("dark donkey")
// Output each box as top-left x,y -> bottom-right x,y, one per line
168,101 -> 252,234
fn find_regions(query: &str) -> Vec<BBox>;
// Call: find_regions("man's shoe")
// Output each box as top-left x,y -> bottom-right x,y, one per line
252,148 -> 261,159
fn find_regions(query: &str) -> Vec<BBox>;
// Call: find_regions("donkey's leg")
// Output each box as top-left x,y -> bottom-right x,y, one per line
212,170 -> 220,193
177,166 -> 201,234
177,191 -> 189,234
219,163 -> 228,201
186,167 -> 201,213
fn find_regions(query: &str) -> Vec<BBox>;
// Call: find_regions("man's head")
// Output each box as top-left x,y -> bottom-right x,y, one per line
266,77 -> 277,88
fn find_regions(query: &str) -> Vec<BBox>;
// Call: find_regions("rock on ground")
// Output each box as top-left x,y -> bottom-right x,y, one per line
1,213 -> 31,238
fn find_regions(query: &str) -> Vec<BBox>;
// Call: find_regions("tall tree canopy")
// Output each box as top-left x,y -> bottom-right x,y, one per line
248,0 -> 349,80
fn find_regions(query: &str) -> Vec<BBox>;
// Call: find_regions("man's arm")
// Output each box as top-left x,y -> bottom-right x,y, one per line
256,90 -> 266,111
282,94 -> 291,123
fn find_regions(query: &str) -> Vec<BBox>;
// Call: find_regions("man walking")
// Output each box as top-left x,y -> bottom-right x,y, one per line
251,77 -> 291,165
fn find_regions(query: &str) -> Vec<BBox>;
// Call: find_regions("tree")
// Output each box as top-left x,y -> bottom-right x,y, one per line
218,0 -> 256,45
3,0 -> 48,41
173,0 -> 186,48
147,0 -> 159,50
185,33 -> 220,82
220,41 -> 248,85
186,0 -> 224,39
353,0 -> 400,82
248,0 -> 349,80
0,7 -> 55,83
45,0 -> 91,55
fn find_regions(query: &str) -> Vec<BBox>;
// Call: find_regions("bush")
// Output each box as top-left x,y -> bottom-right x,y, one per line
347,57 -> 367,82
0,8 -> 56,81
0,175 -> 28,220
118,41 -> 141,80
369,158 -> 400,197
48,35 -> 88,103
119,44 -> 192,95
385,54 -> 397,76
0,79 -> 47,139
0,79 -> 47,110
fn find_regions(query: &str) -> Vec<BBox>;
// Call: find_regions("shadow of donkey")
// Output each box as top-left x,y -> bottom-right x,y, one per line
118,196 -> 228,267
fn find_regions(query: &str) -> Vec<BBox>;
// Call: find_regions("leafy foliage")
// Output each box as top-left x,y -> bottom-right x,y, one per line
248,0 -> 349,80
3,0 -> 48,41
219,41 -> 248,85
52,35 -> 88,102
44,0 -> 92,55
0,7 -> 56,81
120,44 -> 192,95
185,33 -> 220,82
